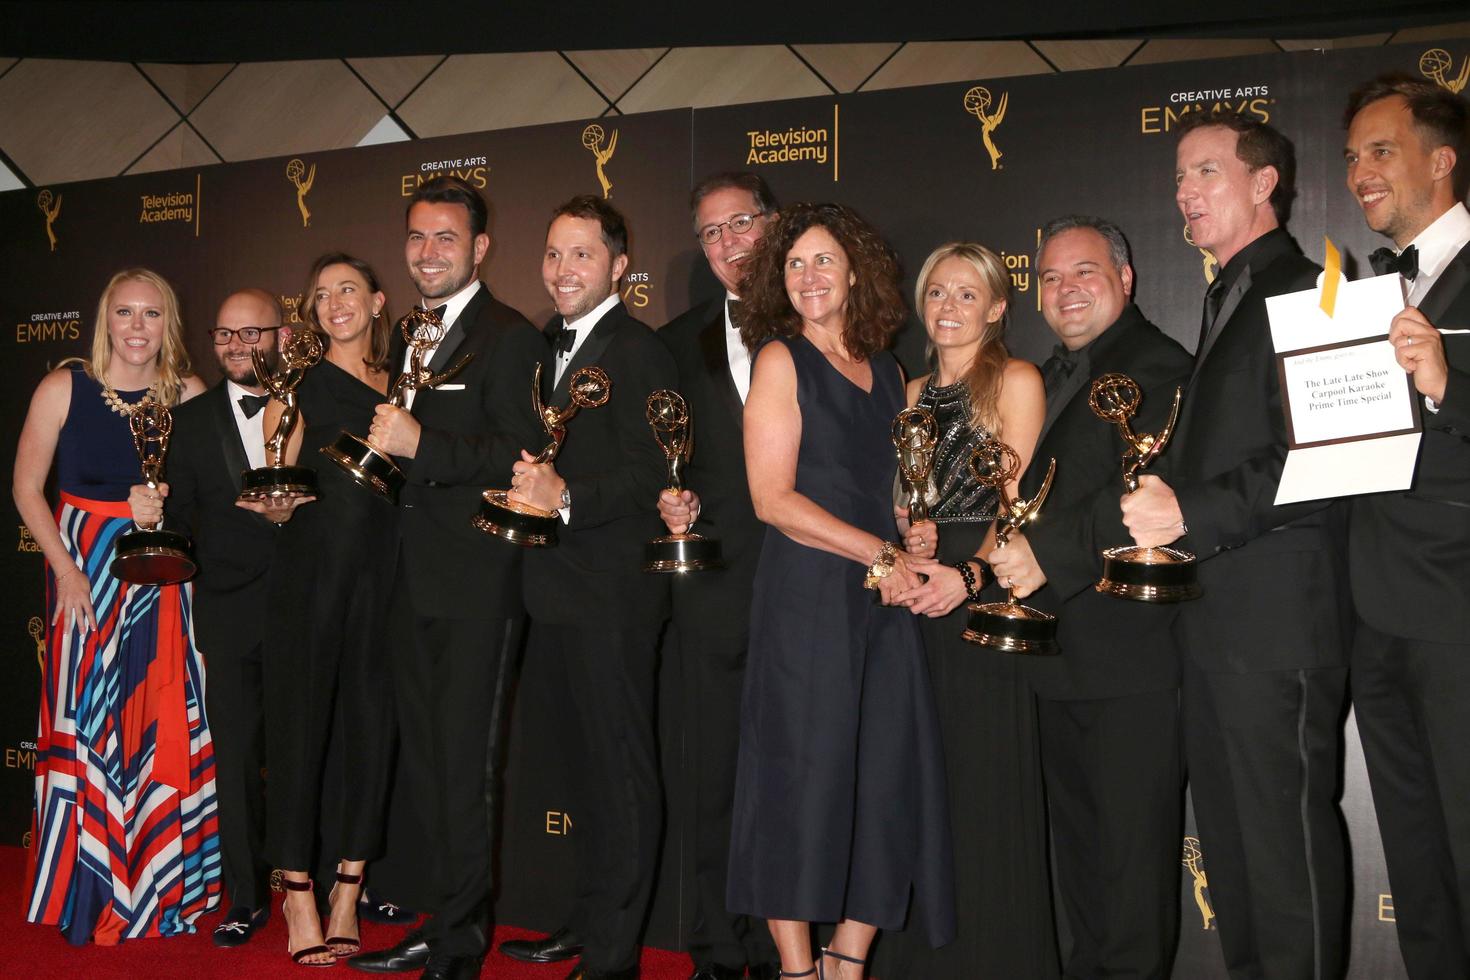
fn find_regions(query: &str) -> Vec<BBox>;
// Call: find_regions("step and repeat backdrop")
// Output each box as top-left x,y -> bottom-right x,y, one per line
3,35 -> 1466,977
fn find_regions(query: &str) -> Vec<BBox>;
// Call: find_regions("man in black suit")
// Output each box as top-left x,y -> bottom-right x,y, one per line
497,196 -> 675,980
1342,74 -> 1470,979
988,216 -> 1190,980
131,288 -> 288,947
654,172 -> 780,980
348,177 -> 545,980
1120,111 -> 1351,979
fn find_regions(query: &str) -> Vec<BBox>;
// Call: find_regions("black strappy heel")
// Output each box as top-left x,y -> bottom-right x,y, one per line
819,946 -> 866,980
779,969 -> 816,978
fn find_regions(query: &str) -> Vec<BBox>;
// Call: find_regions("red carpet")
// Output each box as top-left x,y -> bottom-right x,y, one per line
5,847 -> 694,979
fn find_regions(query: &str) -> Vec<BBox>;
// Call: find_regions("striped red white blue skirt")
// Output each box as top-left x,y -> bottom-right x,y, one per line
25,493 -> 221,945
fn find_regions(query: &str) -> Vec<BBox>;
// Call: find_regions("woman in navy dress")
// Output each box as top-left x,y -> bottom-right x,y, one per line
727,203 -> 954,980
13,268 -> 216,944
252,253 -> 397,966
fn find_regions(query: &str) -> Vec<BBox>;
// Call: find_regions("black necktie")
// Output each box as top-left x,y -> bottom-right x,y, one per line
1198,275 -> 1227,356
238,393 -> 269,419
1369,244 -> 1418,281
1039,344 -> 1079,398
553,325 -> 576,354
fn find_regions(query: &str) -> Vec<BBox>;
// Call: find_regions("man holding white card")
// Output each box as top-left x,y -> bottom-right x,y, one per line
1342,73 -> 1470,980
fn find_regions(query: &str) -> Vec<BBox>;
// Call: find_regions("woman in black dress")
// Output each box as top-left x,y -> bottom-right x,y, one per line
885,243 -> 1054,978
253,253 -> 397,966
727,203 -> 955,980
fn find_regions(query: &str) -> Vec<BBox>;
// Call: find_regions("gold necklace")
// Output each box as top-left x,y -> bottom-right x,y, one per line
100,375 -> 159,417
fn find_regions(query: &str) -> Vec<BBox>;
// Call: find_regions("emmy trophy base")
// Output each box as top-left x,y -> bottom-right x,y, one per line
1095,545 -> 1202,603
321,431 -> 404,500
110,529 -> 197,585
472,490 -> 559,547
961,600 -> 1058,655
238,465 -> 318,501
643,534 -> 723,573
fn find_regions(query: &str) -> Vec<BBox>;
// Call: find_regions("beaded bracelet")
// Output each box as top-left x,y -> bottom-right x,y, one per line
952,559 -> 984,602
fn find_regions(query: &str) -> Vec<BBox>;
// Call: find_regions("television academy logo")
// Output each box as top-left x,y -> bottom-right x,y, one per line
286,158 -> 316,227
37,190 -> 61,252
582,124 -> 618,199
1184,224 -> 1218,284
1420,48 -> 1469,94
1183,836 -> 1216,930
963,86 -> 1008,171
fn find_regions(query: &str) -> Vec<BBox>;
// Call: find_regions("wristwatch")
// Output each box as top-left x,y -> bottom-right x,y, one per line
559,486 -> 571,509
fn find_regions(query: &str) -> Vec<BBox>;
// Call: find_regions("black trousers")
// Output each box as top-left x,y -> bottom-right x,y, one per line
389,588 -> 520,960
1353,621 -> 1470,980
675,625 -> 777,971
1181,658 -> 1348,980
203,636 -> 270,911
530,621 -> 663,973
1037,689 -> 1183,980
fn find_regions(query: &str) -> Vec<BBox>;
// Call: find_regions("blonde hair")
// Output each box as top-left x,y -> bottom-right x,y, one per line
76,268 -> 192,405
913,242 -> 1010,436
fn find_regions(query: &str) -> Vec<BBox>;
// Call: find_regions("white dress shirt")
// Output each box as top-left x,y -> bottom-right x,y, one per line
554,292 -> 620,386
403,278 -> 481,410
724,291 -> 752,404
226,379 -> 268,471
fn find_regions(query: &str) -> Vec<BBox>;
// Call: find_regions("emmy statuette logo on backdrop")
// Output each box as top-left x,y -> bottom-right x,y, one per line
582,124 -> 618,199
963,86 -> 1008,171
1420,48 -> 1469,94
286,158 -> 316,227
1184,223 -> 1218,284
1183,836 -> 1216,930
37,190 -> 61,252
28,616 -> 44,671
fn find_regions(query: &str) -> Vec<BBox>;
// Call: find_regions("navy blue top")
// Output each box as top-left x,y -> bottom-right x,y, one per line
56,364 -> 151,501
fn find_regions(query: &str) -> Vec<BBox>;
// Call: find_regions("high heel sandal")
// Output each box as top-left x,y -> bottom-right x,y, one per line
778,969 -> 815,978
325,867 -> 363,956
819,946 -> 865,980
282,878 -> 335,967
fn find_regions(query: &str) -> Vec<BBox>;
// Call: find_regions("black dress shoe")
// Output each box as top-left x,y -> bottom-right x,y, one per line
347,932 -> 432,973
212,906 -> 269,948
689,964 -> 743,980
745,965 -> 781,980
500,926 -> 583,963
419,953 -> 481,980
564,964 -> 638,980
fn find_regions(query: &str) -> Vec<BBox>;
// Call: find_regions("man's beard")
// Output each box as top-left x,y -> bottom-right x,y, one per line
222,350 -> 276,386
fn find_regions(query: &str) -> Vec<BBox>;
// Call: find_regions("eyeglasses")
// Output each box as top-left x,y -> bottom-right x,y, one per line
210,326 -> 280,345
697,212 -> 764,245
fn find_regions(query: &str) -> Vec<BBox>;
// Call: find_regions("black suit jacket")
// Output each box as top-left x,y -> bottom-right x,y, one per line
1349,237 -> 1470,644
163,381 -> 280,658
1166,229 -> 1350,673
523,301 -> 676,628
394,282 -> 546,620
658,297 -> 762,637
1020,305 -> 1193,700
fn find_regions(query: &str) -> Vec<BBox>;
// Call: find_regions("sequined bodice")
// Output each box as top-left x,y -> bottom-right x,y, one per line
915,378 -> 998,524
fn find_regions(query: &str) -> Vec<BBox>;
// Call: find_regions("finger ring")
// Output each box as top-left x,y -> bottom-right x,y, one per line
1406,337 -> 1414,346
918,535 -> 925,547
1005,576 -> 1013,588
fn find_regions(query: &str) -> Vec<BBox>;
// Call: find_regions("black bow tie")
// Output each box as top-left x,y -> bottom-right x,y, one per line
425,304 -> 449,323
1370,244 -> 1418,281
238,393 -> 270,419
1040,344 -> 1081,395
553,325 -> 576,354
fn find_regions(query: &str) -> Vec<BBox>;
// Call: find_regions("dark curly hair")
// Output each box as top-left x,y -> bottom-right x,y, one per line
737,201 -> 905,360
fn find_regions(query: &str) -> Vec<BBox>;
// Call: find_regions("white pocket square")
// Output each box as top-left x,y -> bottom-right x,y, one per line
432,383 -> 467,391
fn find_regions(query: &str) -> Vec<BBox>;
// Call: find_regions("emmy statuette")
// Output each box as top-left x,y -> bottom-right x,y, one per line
238,327 -> 323,501
1088,373 -> 1201,602
960,439 -> 1058,654
111,403 -> 197,584
321,306 -> 473,500
473,363 -> 611,547
643,390 -> 723,572
892,406 -> 939,524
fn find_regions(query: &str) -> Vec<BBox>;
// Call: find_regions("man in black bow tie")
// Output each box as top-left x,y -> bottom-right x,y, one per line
497,196 -> 675,980
128,288 -> 290,948
348,177 -> 545,980
1342,73 -> 1470,980
986,216 -> 1190,979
